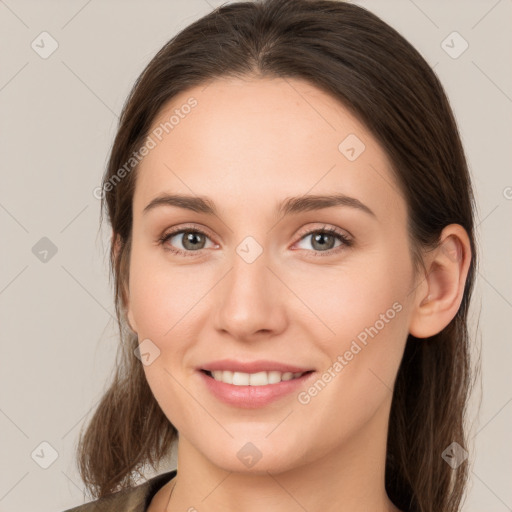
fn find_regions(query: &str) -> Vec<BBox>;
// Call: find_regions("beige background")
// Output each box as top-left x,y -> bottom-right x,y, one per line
0,0 -> 511,511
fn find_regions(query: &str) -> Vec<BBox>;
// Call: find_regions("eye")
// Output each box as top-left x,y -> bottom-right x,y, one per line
158,224 -> 352,258
293,225 -> 352,257
158,225 -> 217,257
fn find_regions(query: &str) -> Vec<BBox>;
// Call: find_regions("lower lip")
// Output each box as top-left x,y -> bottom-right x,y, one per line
197,370 -> 315,408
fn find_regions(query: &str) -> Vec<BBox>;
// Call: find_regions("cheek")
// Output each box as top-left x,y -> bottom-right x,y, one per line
298,266 -> 410,444
298,245 -> 412,381
127,244 -> 201,335
294,252 -> 410,337
128,275 -> 171,336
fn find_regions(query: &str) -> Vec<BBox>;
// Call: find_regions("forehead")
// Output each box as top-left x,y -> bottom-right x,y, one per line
133,77 -> 405,224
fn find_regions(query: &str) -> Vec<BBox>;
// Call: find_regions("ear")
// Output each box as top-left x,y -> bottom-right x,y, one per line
408,224 -> 472,339
111,230 -> 138,335
112,230 -> 122,262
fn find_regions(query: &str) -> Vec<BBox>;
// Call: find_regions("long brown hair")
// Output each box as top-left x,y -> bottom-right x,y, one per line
76,1 -> 480,510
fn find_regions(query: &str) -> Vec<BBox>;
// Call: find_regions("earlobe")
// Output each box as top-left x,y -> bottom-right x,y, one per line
408,224 -> 471,339
112,231 -> 123,262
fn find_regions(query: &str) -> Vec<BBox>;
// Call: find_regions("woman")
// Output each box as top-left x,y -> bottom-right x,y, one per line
64,0 -> 478,511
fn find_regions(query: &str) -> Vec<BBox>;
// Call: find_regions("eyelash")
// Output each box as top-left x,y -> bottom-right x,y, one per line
157,224 -> 353,258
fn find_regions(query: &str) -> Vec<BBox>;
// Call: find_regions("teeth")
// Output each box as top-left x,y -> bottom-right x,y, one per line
210,370 -> 306,386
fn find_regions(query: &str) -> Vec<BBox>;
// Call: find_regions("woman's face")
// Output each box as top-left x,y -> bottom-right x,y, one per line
126,76 -> 419,474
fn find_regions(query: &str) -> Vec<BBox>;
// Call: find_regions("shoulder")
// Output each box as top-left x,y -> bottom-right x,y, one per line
61,470 -> 177,512
61,483 -> 146,512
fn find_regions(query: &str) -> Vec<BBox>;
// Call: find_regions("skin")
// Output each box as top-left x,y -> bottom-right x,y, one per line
120,76 -> 471,512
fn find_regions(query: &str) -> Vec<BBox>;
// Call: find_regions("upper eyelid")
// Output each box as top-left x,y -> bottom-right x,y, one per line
162,223 -> 217,242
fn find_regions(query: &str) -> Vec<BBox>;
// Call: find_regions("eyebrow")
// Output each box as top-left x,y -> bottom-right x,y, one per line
143,193 -> 376,218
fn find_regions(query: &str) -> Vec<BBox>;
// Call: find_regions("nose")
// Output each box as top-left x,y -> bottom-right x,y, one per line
212,250 -> 288,341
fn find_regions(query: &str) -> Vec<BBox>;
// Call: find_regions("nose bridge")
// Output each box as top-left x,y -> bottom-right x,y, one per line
212,234 -> 286,338
232,239 -> 269,295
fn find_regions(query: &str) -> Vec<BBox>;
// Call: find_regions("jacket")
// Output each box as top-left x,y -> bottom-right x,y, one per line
62,469 -> 177,512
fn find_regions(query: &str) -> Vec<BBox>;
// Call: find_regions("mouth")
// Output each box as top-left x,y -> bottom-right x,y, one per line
200,369 -> 315,386
197,368 -> 317,408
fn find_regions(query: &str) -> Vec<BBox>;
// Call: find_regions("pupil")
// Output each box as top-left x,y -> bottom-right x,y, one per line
184,232 -> 203,250
313,233 -> 333,250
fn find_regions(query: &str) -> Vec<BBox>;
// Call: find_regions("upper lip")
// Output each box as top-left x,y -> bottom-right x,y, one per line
199,359 -> 314,374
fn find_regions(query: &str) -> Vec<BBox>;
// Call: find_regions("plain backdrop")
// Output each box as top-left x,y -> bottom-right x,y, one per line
0,1 -> 511,511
